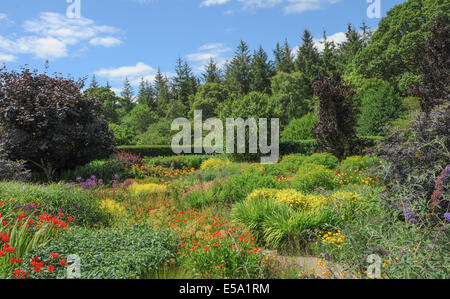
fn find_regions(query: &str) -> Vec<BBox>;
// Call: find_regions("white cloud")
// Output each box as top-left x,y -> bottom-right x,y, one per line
200,0 -> 341,14
283,0 -> 341,14
95,62 -> 174,91
313,31 -> 346,51
186,43 -> 231,73
89,37 -> 122,48
0,52 -> 17,62
0,13 -> 7,20
0,12 -> 121,60
200,0 -> 231,7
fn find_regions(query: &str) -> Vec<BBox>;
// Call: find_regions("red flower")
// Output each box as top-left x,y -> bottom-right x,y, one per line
47,265 -> 55,273
58,212 -> 64,217
60,259 -> 67,266
34,266 -> 42,273
0,251 -> 5,256
214,265 -> 221,269
18,213 -> 26,221
50,253 -> 59,259
68,216 -> 74,222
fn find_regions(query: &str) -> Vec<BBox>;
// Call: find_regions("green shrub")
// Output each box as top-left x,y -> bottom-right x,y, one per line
232,198 -> 337,254
292,164 -> 337,192
59,158 -> 125,182
356,79 -> 403,136
281,113 -> 318,142
338,156 -> 379,172
214,174 -> 280,204
240,163 -> 266,176
144,155 -> 210,170
303,153 -> 339,169
0,182 -> 106,227
23,225 -> 178,279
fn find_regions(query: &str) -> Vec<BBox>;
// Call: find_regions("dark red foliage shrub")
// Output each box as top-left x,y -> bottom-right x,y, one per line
410,14 -> 450,113
116,151 -> 143,168
0,66 -> 116,180
313,71 -> 360,159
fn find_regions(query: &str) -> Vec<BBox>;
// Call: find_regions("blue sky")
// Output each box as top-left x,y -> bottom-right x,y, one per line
0,0 -> 407,93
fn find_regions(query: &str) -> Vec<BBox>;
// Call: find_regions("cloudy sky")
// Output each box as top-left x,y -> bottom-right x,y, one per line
0,0 -> 406,93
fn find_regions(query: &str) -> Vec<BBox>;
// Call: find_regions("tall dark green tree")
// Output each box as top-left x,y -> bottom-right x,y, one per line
319,31 -> 337,75
154,67 -> 171,117
336,23 -> 366,75
137,77 -> 156,109
274,39 -> 294,73
120,77 -> 135,113
202,58 -> 222,84
250,45 -> 274,94
173,58 -> 197,107
89,75 -> 99,89
295,29 -> 321,89
225,40 -> 252,96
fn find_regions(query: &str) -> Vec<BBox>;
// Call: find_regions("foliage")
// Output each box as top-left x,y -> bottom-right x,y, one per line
313,72 -> 360,159
353,0 -> 449,87
200,158 -> 232,171
0,146 -> 30,182
281,113 -> 318,142
302,153 -> 339,170
0,182 -> 106,227
291,164 -> 337,192
23,225 -> 178,279
338,155 -> 379,172
410,14 -> 450,113
0,66 -> 116,180
356,79 -> 403,136
58,157 -> 125,183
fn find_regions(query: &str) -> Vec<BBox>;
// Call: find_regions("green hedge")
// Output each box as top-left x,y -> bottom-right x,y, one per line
119,137 -> 382,158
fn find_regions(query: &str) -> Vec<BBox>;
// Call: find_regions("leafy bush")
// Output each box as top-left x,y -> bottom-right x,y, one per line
23,225 -> 178,279
338,156 -> 379,172
0,66 -> 116,181
144,155 -> 209,170
247,188 -> 326,211
116,151 -> 143,168
356,79 -> 403,136
0,182 -> 106,227
0,147 -> 30,182
213,174 -> 280,204
59,158 -> 125,183
302,153 -> 339,169
200,158 -> 232,171
240,163 -> 266,176
292,164 -> 337,192
232,198 -> 337,254
281,113 -> 318,142
313,72 -> 360,159
130,182 -> 167,195
119,145 -> 195,157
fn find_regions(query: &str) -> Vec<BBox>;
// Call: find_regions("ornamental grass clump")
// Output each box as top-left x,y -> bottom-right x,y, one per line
292,164 -> 337,192
200,158 -> 232,171
130,182 -> 168,195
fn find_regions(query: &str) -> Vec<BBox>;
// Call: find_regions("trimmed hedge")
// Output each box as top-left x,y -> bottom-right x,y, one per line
119,137 -> 382,158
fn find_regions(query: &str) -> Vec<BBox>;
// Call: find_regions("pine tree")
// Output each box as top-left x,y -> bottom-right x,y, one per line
202,58 -> 222,83
90,75 -> 99,89
225,40 -> 252,96
336,23 -> 365,74
320,31 -> 337,75
154,67 -> 171,117
274,39 -> 294,73
295,29 -> 321,86
250,45 -> 274,94
173,58 -> 197,106
120,77 -> 135,113
138,77 -> 156,109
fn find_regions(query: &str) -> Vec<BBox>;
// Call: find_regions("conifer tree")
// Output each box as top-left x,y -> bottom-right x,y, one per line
202,58 -> 222,84
225,40 -> 252,96
250,45 -> 274,94
295,29 -> 321,88
120,77 -> 135,113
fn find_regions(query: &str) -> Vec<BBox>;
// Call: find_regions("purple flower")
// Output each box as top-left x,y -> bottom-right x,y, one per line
90,175 -> 97,180
403,209 -> 413,220
113,174 -> 120,181
98,179 -> 104,185
23,204 -> 37,211
444,213 -> 450,222
76,176 -> 83,182
123,180 -> 134,188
